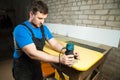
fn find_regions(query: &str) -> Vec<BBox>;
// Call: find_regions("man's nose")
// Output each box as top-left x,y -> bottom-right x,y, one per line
40,19 -> 45,24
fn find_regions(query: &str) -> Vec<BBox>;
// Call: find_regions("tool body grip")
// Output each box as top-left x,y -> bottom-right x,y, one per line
65,43 -> 74,55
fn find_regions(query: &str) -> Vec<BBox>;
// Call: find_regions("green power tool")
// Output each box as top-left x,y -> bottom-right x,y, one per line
65,42 -> 77,59
65,42 -> 74,55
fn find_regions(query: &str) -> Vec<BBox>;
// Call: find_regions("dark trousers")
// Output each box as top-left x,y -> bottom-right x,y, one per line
12,58 -> 43,80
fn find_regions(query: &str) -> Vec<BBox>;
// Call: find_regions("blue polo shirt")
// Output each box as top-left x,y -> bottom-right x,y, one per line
13,21 -> 53,59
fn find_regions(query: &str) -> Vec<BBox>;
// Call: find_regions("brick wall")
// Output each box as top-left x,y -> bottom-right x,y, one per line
43,0 -> 120,30
102,47 -> 120,80
42,0 -> 120,80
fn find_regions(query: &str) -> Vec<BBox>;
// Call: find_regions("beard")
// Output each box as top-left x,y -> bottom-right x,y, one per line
31,22 -> 42,28
31,22 -> 38,27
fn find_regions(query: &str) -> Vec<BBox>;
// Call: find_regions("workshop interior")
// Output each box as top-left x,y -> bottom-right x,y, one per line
0,0 -> 120,80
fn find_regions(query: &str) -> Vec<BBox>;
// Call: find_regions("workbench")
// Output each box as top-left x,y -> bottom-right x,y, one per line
44,34 -> 112,80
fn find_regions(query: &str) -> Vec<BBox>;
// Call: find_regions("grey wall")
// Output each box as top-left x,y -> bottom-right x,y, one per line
0,0 -> 33,26
0,0 -> 15,60
43,0 -> 120,30
0,0 -> 33,60
12,0 -> 33,25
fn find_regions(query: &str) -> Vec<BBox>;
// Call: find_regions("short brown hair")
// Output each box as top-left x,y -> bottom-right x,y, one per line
30,1 -> 48,14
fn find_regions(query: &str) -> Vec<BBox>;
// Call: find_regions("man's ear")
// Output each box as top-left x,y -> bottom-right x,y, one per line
29,11 -> 34,18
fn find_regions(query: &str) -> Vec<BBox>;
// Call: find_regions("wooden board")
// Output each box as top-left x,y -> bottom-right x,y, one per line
43,39 -> 104,71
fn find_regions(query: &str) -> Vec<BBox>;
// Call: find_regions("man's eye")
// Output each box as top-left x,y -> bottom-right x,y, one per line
38,18 -> 42,20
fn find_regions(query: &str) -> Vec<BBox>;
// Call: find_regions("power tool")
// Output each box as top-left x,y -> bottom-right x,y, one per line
65,42 -> 74,55
65,42 -> 77,59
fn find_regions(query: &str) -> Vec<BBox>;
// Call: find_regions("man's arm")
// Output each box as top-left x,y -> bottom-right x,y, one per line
48,38 -> 80,60
47,38 -> 66,53
22,43 -> 59,62
22,43 -> 74,65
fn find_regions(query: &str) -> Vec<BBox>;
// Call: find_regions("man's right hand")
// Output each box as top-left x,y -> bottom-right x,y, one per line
60,54 -> 75,66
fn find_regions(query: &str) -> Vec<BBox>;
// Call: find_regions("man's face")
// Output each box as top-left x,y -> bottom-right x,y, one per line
30,11 -> 48,27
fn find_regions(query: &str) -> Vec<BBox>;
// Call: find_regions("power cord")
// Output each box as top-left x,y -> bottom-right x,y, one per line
58,47 -> 66,80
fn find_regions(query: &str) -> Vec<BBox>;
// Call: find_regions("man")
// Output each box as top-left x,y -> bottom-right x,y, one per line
12,1 -> 78,80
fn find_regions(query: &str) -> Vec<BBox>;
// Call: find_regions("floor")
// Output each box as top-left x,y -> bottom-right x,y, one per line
0,58 -> 56,80
0,58 -> 14,80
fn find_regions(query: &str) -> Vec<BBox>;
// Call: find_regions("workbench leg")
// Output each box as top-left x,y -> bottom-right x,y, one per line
85,69 -> 101,80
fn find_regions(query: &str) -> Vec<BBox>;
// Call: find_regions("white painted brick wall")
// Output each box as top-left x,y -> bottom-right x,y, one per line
43,0 -> 120,30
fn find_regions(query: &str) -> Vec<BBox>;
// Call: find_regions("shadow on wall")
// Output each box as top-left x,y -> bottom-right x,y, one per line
0,14 -> 14,61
